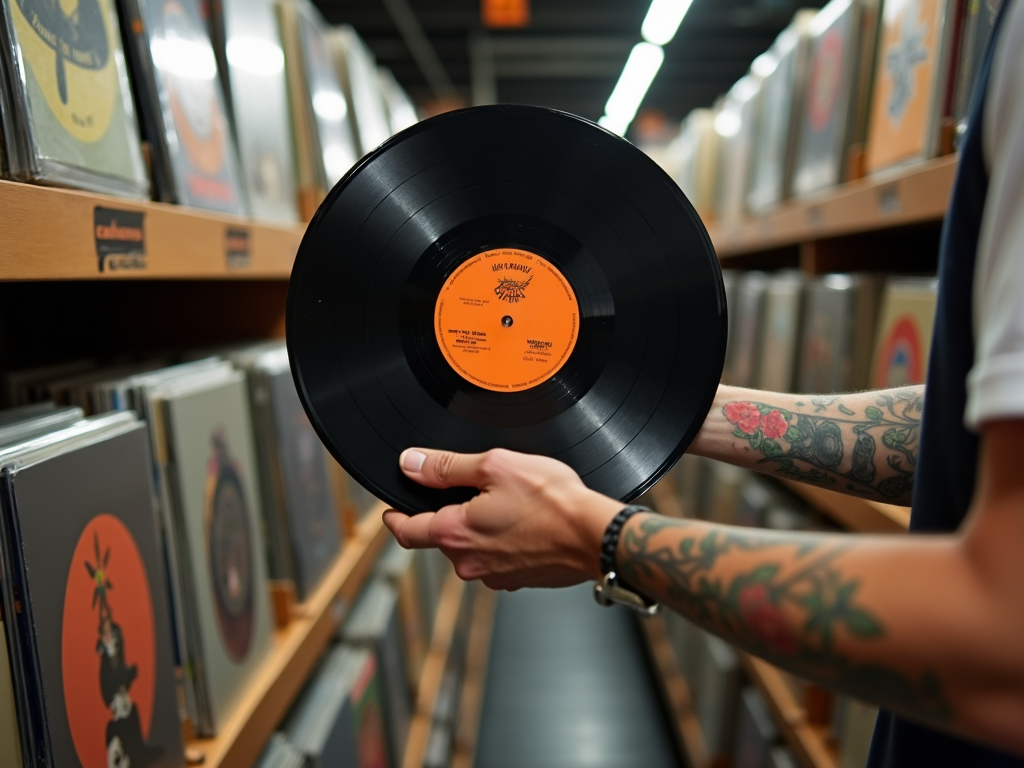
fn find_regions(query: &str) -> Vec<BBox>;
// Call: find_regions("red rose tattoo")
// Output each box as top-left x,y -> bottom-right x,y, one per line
761,409 -> 789,439
738,582 -> 799,655
724,401 -> 762,435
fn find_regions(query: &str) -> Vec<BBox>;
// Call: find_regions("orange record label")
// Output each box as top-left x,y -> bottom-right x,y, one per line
434,248 -> 579,392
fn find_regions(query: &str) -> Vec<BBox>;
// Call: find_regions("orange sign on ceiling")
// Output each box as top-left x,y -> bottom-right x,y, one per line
482,0 -> 530,28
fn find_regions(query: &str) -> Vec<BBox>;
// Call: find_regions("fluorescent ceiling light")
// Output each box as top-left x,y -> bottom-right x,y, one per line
604,42 -> 664,131
641,0 -> 695,46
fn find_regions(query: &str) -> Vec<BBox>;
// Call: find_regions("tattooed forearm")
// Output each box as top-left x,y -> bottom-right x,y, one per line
720,387 -> 924,504
620,515 -> 951,723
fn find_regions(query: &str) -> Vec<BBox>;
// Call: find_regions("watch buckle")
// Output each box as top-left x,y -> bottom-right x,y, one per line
593,571 -> 660,616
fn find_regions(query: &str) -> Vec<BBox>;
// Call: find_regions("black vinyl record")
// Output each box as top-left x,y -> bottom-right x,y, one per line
287,105 -> 726,514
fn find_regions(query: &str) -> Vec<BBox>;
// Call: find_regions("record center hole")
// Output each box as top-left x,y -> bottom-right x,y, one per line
501,315 -> 514,328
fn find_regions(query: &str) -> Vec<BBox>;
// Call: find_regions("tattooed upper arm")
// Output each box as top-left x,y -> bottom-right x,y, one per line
722,387 -> 924,505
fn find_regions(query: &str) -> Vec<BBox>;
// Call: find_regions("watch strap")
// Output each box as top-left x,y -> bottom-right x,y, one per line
599,504 -> 650,576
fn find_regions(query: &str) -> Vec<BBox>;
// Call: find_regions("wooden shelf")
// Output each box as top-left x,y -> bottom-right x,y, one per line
641,613 -> 843,768
781,480 -> 910,533
740,654 -> 839,768
0,179 -> 302,280
641,614 -> 711,768
0,150 -> 956,277
452,587 -> 498,768
708,155 -> 957,258
403,571 -> 467,768
185,510 -> 390,768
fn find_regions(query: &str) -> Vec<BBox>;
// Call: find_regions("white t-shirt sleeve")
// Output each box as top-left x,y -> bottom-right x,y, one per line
965,0 -> 1024,430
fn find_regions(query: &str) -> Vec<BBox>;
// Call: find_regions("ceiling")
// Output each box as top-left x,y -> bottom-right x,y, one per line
314,0 -> 827,136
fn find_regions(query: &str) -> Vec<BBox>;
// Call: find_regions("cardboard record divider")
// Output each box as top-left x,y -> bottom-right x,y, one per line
286,105 -> 726,513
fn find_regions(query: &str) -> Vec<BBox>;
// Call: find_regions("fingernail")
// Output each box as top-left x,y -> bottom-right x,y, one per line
401,449 -> 427,473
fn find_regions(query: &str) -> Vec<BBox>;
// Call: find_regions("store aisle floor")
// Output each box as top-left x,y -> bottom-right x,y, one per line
474,583 -> 681,768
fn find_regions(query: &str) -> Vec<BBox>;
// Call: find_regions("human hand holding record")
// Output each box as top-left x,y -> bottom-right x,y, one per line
382,446 -> 623,590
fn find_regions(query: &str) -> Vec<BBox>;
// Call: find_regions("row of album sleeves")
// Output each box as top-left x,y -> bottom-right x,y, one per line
253,543 -> 459,768
0,341 -> 448,768
658,0 -> 1002,224
0,0 -> 418,218
659,456 -> 878,768
720,269 -> 939,395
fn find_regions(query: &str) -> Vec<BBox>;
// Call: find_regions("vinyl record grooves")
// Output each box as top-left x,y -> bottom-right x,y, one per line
287,105 -> 727,514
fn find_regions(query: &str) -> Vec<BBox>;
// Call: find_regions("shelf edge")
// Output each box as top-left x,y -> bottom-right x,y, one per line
740,653 -> 840,768
0,178 -> 303,281
709,155 -> 957,258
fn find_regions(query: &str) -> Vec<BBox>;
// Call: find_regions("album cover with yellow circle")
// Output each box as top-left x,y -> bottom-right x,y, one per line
0,0 -> 150,197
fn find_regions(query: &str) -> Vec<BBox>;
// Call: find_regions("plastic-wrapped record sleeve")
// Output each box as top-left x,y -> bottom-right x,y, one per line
211,0 -> 299,223
0,0 -> 150,197
118,0 -> 248,214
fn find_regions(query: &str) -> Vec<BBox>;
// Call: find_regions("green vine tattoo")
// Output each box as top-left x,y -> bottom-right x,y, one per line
621,516 -> 951,722
724,388 -> 923,502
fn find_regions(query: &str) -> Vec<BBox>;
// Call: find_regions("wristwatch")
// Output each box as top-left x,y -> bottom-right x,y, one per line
592,505 -> 660,616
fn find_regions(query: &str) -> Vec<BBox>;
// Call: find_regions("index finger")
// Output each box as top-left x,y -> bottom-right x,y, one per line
383,509 -> 439,549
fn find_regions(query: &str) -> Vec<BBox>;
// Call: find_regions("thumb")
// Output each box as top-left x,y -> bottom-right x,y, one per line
399,447 -> 491,490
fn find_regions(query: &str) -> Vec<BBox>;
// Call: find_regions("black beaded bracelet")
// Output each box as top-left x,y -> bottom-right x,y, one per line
599,504 -> 652,576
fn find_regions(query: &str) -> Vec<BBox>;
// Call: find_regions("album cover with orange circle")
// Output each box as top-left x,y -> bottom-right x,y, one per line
870,277 -> 938,388
118,0 -> 247,213
0,421 -> 184,768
